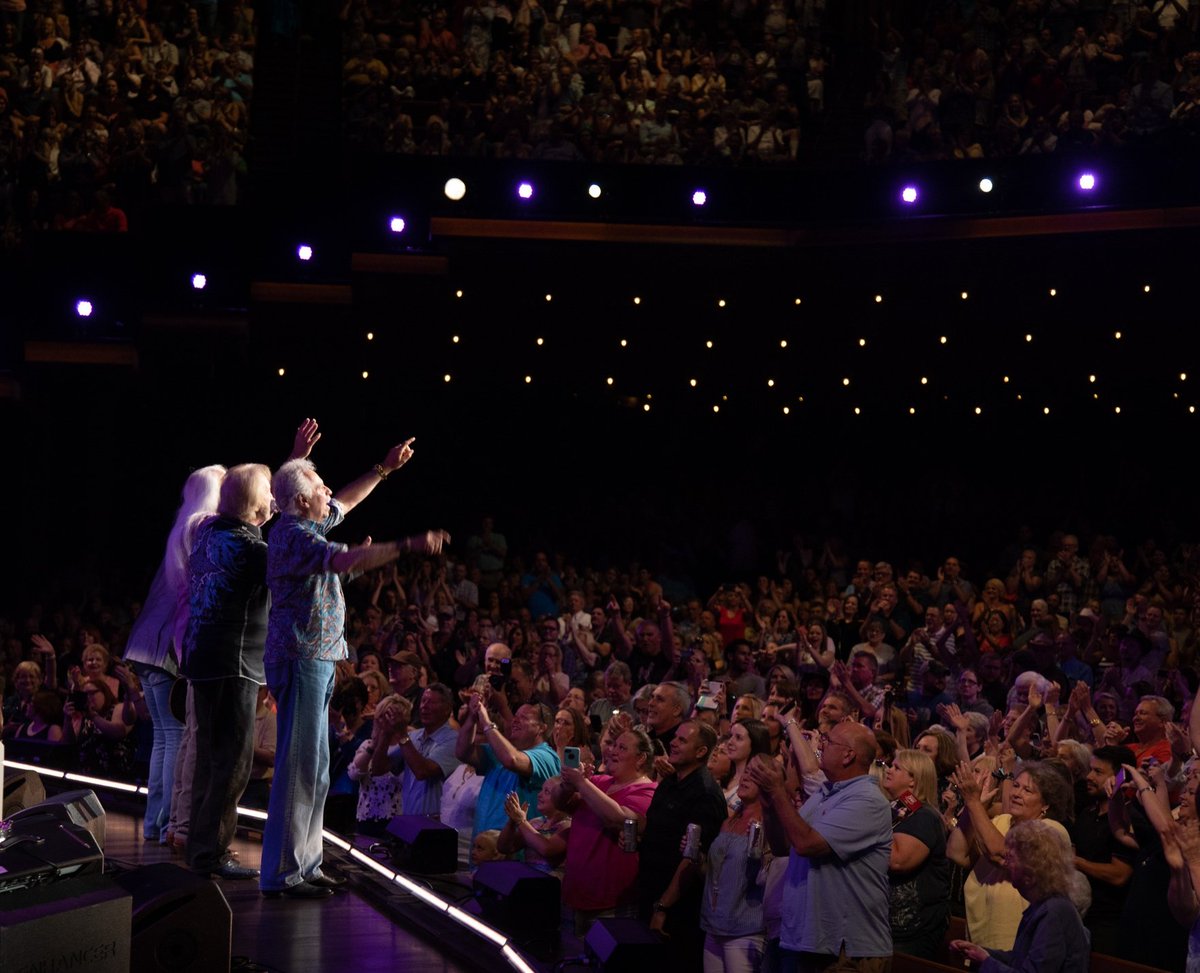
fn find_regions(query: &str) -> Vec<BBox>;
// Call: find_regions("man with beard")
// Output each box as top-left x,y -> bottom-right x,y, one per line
1070,744 -> 1135,956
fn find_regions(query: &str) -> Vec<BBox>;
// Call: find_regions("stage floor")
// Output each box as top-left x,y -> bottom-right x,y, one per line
102,809 -> 476,973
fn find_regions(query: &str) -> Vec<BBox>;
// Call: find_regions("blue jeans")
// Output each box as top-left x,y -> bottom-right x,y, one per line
260,658 -> 335,891
133,663 -> 184,842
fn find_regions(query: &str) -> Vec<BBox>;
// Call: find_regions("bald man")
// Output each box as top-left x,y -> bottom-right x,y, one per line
749,721 -> 892,973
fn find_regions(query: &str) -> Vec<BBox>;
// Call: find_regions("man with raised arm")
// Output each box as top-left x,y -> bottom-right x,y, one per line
457,693 -> 560,838
259,435 -> 449,899
748,720 -> 892,973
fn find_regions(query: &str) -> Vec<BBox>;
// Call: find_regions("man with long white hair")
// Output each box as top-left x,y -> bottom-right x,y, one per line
260,433 -> 449,899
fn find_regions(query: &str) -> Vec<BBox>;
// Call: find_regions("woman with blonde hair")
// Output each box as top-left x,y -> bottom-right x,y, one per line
951,820 -> 1090,973
881,749 -> 951,957
122,462 -> 226,843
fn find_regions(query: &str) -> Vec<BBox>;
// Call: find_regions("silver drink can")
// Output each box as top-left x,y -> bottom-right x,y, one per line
682,822 -> 702,861
621,817 -> 638,853
747,820 -> 764,860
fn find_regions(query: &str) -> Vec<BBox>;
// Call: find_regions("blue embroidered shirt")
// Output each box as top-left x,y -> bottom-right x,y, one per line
265,500 -> 350,664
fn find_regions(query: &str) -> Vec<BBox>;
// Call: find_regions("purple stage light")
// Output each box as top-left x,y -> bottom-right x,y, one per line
297,244 -> 313,261
75,299 -> 94,317
1078,173 -> 1096,191
388,216 -> 406,234
517,182 -> 534,200
900,185 -> 918,204
692,189 -> 707,207
191,273 -> 207,290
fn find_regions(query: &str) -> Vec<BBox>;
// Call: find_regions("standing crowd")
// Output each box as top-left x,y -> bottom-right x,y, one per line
6,425 -> 1200,968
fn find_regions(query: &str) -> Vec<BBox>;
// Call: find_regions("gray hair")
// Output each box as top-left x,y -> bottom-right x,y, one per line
273,459 -> 317,517
658,681 -> 693,720
1139,694 -> 1175,723
605,660 -> 632,684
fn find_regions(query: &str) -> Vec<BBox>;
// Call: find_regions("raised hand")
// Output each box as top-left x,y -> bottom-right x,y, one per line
290,418 -> 321,460
413,530 -> 451,555
384,437 -> 416,472
30,634 -> 56,657
940,702 -> 970,731
949,761 -> 982,802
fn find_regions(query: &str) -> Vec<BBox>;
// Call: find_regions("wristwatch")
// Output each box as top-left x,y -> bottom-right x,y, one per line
991,768 -> 1013,782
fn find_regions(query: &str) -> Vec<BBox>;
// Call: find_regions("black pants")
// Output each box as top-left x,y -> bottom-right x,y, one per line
188,677 -> 258,873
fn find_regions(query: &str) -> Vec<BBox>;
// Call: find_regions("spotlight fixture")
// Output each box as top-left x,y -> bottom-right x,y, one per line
978,178 -> 994,193
517,182 -> 534,200
191,273 -> 207,290
75,299 -> 94,318
691,190 -> 707,207
444,178 -> 467,201
388,216 -> 406,234
900,185 -> 918,204
1077,172 -> 1096,191
297,244 -> 313,262
588,183 -> 602,199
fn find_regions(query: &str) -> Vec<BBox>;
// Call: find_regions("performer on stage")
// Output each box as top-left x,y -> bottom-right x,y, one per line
260,434 -> 448,899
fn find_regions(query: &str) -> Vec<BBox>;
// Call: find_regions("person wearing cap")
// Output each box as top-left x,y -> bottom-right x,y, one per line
904,661 -> 954,734
259,438 -> 449,900
387,649 -> 424,713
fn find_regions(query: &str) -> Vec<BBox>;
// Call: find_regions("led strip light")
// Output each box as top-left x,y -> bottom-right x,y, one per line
4,760 -> 538,972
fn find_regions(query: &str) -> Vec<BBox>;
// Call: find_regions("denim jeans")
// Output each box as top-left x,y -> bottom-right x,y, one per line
133,663 -> 184,842
260,658 -> 335,891
169,683 -> 198,840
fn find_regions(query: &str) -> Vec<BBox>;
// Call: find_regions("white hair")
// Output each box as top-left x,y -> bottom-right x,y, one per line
1008,670 -> 1050,712
164,465 -> 226,594
272,458 -> 317,517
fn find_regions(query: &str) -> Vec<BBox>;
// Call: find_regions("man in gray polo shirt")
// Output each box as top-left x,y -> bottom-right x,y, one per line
749,720 -> 892,973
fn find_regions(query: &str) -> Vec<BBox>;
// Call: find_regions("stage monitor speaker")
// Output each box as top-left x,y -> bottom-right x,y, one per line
584,917 -> 669,973
0,872 -> 131,973
3,769 -> 46,814
386,814 -> 458,873
0,818 -> 104,896
8,787 -> 107,849
472,861 -> 560,938
110,862 -> 233,973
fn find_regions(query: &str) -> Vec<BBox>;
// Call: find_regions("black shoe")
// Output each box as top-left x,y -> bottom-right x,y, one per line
267,882 -> 333,899
307,873 -> 346,889
215,855 -> 260,879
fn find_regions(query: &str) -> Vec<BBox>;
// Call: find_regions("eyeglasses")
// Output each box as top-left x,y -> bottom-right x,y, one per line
818,732 -> 853,752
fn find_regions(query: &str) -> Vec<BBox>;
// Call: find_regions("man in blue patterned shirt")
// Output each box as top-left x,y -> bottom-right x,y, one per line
259,436 -> 449,899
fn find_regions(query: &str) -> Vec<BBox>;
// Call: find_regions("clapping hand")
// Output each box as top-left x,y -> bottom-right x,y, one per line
503,792 -> 529,825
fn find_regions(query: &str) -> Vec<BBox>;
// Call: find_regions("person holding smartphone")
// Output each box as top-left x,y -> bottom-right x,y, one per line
560,726 -> 657,935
